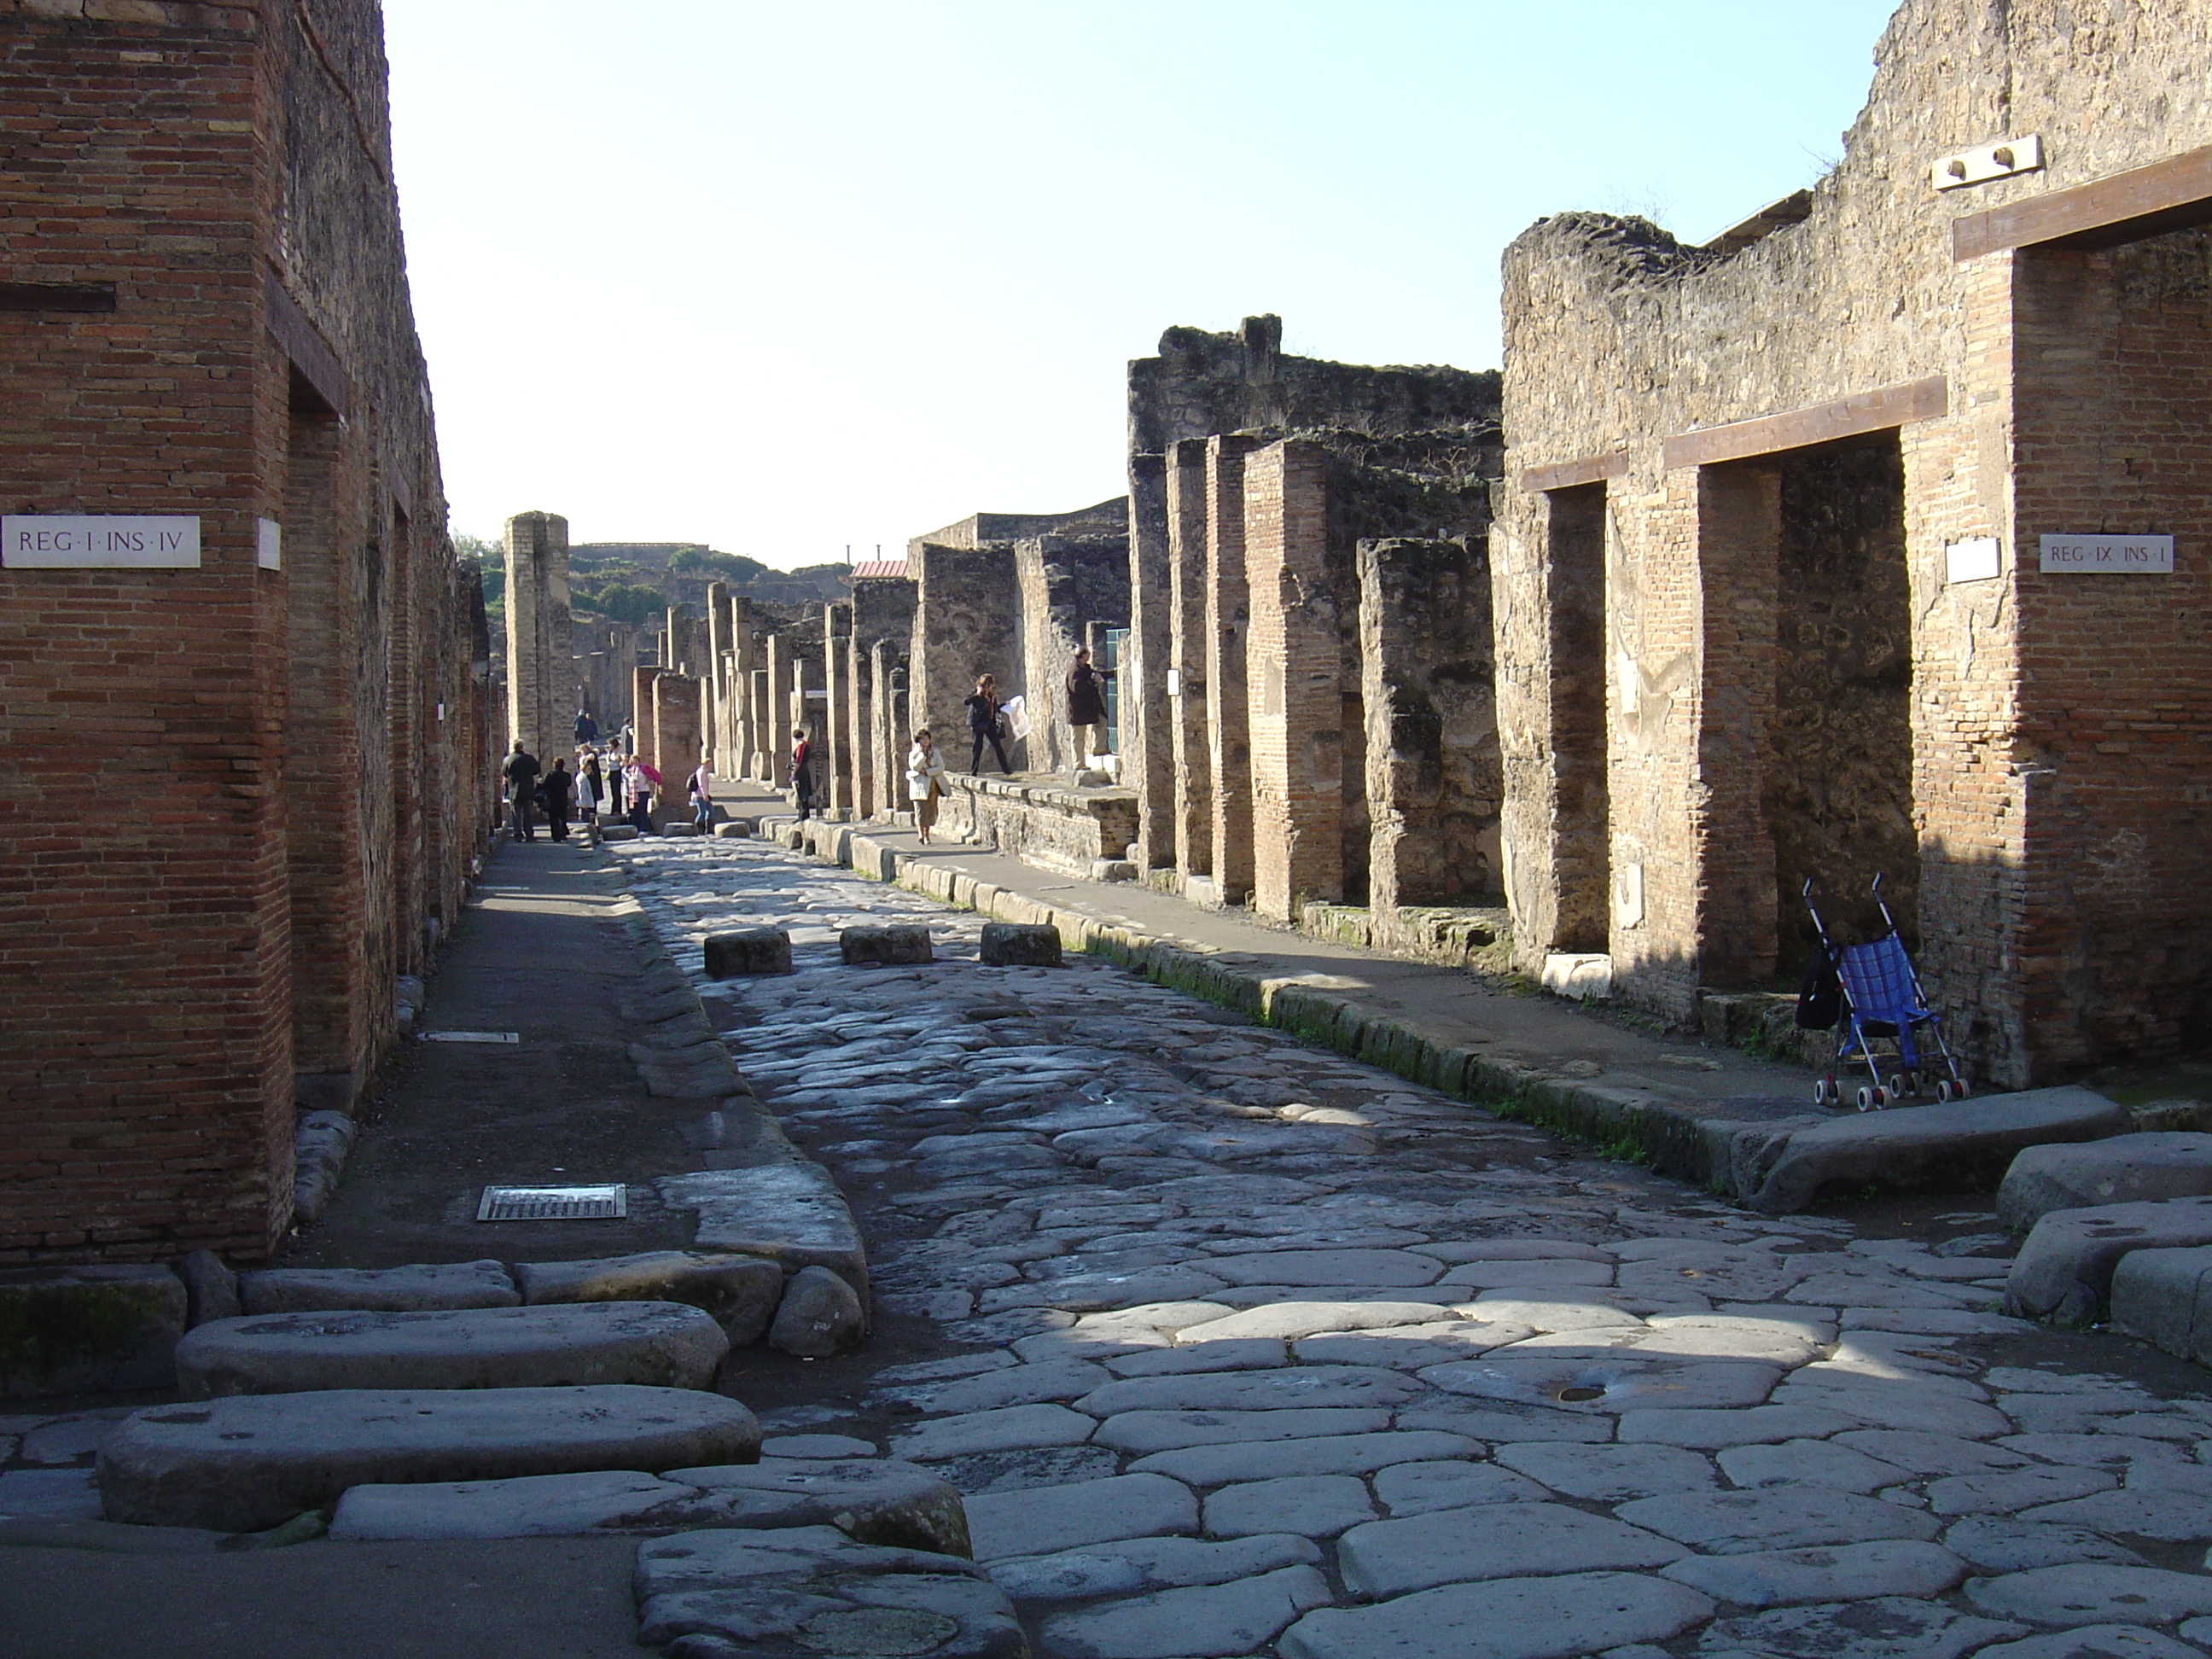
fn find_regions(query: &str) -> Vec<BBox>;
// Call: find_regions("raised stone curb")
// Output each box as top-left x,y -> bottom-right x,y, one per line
2111,1243 -> 2212,1361
98,1384 -> 762,1532
770,819 -> 2128,1212
516,1253 -> 783,1346
173,1301 -> 731,1398
292,1109 -> 358,1224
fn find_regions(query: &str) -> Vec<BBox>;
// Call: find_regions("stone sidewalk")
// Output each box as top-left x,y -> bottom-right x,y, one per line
607,830 -> 2212,1659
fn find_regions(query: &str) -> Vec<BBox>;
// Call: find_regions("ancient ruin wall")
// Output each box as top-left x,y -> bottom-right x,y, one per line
1016,534 -> 1130,775
1498,0 -> 2212,1080
912,542 -> 1022,770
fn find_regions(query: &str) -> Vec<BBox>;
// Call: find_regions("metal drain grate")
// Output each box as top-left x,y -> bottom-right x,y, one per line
423,1030 -> 520,1045
476,1184 -> 627,1222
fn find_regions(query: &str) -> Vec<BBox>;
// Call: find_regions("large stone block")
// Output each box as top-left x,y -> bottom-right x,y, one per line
2110,1244 -> 2212,1361
0,1266 -> 186,1397
661,1458 -> 969,1555
703,928 -> 794,978
238,1260 -> 521,1315
98,1385 -> 761,1532
172,1301 -> 731,1399
515,1252 -> 783,1345
1743,1087 -> 2131,1214
2009,1196 -> 2212,1324
769,1265 -> 868,1358
980,923 -> 1063,968
1998,1132 -> 2212,1233
655,1166 -> 868,1291
841,924 -> 934,965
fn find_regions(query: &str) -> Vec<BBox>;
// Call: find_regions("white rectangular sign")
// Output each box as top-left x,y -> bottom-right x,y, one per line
2,515 -> 201,568
2040,533 -> 2174,573
1945,537 -> 2001,584
256,518 -> 282,571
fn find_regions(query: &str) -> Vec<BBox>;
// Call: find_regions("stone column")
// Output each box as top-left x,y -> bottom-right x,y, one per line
705,583 -> 733,771
1166,440 -> 1212,882
1359,537 -> 1499,911
822,602 -> 853,813
632,664 -> 660,763
502,510 -> 571,760
1205,435 -> 1266,905
1244,440 -> 1341,921
748,667 -> 771,780
652,672 -> 702,820
1126,456 -> 1174,870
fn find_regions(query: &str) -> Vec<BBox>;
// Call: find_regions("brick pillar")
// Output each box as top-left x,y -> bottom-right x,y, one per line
748,667 -> 770,779
764,635 -> 796,783
633,662 -> 661,766
822,602 -> 853,812
1245,440 -> 1341,921
652,672 -> 701,819
1126,457 -> 1173,870
1359,537 -> 1499,910
1206,434 -> 1265,905
1692,462 -> 1781,988
502,510 -> 570,760
1166,439 -> 1213,880
706,582 -> 732,771
872,640 -> 905,815
847,635 -> 876,818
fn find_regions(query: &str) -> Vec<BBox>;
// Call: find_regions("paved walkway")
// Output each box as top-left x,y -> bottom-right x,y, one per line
602,830 -> 2212,1659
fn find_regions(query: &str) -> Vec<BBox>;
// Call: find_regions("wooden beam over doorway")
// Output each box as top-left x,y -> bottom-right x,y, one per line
1953,143 -> 2212,260
1661,376 -> 1947,472
1516,451 -> 1629,494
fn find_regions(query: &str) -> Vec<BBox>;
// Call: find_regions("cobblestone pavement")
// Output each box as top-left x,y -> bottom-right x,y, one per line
620,834 -> 2212,1659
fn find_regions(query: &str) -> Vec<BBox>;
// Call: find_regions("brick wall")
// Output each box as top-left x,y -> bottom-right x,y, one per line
0,0 -> 489,1261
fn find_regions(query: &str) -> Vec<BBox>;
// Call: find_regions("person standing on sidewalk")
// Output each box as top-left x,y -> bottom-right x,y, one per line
579,752 -> 604,822
541,756 -> 575,842
624,755 -> 654,834
573,707 -> 598,746
501,741 -> 540,842
906,728 -> 948,845
964,674 -> 1012,774
790,727 -> 817,821
689,759 -> 715,832
1065,646 -> 1108,781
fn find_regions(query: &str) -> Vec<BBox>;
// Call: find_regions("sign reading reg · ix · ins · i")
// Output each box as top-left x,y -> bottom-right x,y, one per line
2,515 -> 201,568
2039,533 -> 2174,573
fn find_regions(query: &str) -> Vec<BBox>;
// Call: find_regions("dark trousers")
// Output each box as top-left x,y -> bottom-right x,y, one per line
629,795 -> 652,833
969,727 -> 1011,772
508,789 -> 534,840
549,806 -> 570,841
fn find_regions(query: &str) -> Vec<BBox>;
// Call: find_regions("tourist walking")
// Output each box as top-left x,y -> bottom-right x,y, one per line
791,727 -> 817,821
573,707 -> 598,745
906,728 -> 948,845
624,755 -> 654,835
689,760 -> 714,832
1065,646 -> 1108,778
965,673 -> 1012,774
540,756 -> 574,842
579,752 -> 604,822
500,741 -> 540,842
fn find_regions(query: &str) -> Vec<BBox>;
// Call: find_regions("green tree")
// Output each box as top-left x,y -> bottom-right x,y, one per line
455,531 -> 503,605
581,582 -> 664,625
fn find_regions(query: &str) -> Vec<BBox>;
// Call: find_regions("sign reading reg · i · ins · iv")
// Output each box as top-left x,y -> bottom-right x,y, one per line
2,515 -> 201,568
2039,533 -> 2174,573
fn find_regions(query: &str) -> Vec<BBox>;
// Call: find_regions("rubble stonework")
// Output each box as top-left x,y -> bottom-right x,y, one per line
0,0 -> 494,1262
1495,0 -> 2212,1087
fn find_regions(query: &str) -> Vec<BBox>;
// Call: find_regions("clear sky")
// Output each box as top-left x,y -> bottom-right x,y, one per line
383,0 -> 1901,568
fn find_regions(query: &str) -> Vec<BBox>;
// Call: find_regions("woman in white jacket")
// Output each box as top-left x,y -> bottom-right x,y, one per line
906,728 -> 949,844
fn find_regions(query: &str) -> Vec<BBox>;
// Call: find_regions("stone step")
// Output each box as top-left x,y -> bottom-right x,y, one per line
98,1384 -> 761,1532
173,1301 -> 730,1399
329,1455 -> 967,1553
1997,1132 -> 2212,1233
2007,1195 -> 2212,1324
238,1260 -> 521,1314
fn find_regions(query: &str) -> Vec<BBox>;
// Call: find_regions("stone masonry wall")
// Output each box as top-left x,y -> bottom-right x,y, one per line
1497,0 -> 2212,1084
913,541 -> 1022,772
1016,534 -> 1130,775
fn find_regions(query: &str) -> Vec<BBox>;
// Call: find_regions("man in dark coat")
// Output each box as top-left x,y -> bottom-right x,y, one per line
573,707 -> 598,745
541,756 -> 575,842
501,741 -> 541,841
1065,647 -> 1108,779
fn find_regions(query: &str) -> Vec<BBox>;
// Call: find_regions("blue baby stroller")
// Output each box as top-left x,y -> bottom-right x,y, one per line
1801,876 -> 1969,1111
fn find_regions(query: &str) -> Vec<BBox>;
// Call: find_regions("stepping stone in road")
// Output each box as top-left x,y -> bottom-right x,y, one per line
1998,1132 -> 2212,1233
515,1252 -> 783,1345
980,923 -> 1062,967
840,924 -> 934,965
2007,1196 -> 2212,1324
173,1302 -> 731,1398
98,1384 -> 761,1532
702,927 -> 793,977
237,1260 -> 520,1315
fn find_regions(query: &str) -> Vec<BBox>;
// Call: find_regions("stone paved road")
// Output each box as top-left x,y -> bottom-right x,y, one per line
618,835 -> 2212,1659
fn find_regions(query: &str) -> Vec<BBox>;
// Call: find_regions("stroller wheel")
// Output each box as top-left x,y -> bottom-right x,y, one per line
1812,1077 -> 1831,1107
1934,1079 -> 1955,1103
1887,1073 -> 1908,1098
1855,1086 -> 1876,1113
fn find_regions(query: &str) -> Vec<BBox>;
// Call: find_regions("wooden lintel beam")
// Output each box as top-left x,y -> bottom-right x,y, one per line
265,273 -> 348,417
1516,451 -> 1628,494
1661,376 -> 1947,471
1954,143 -> 2212,260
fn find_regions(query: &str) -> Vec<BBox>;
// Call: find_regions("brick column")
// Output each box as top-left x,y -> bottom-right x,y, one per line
1166,439 -> 1213,880
652,672 -> 701,819
1245,440 -> 1342,920
502,511 -> 570,760
1126,456 -> 1174,870
1691,462 -> 1781,988
1206,435 -> 1266,904
823,602 -> 853,812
